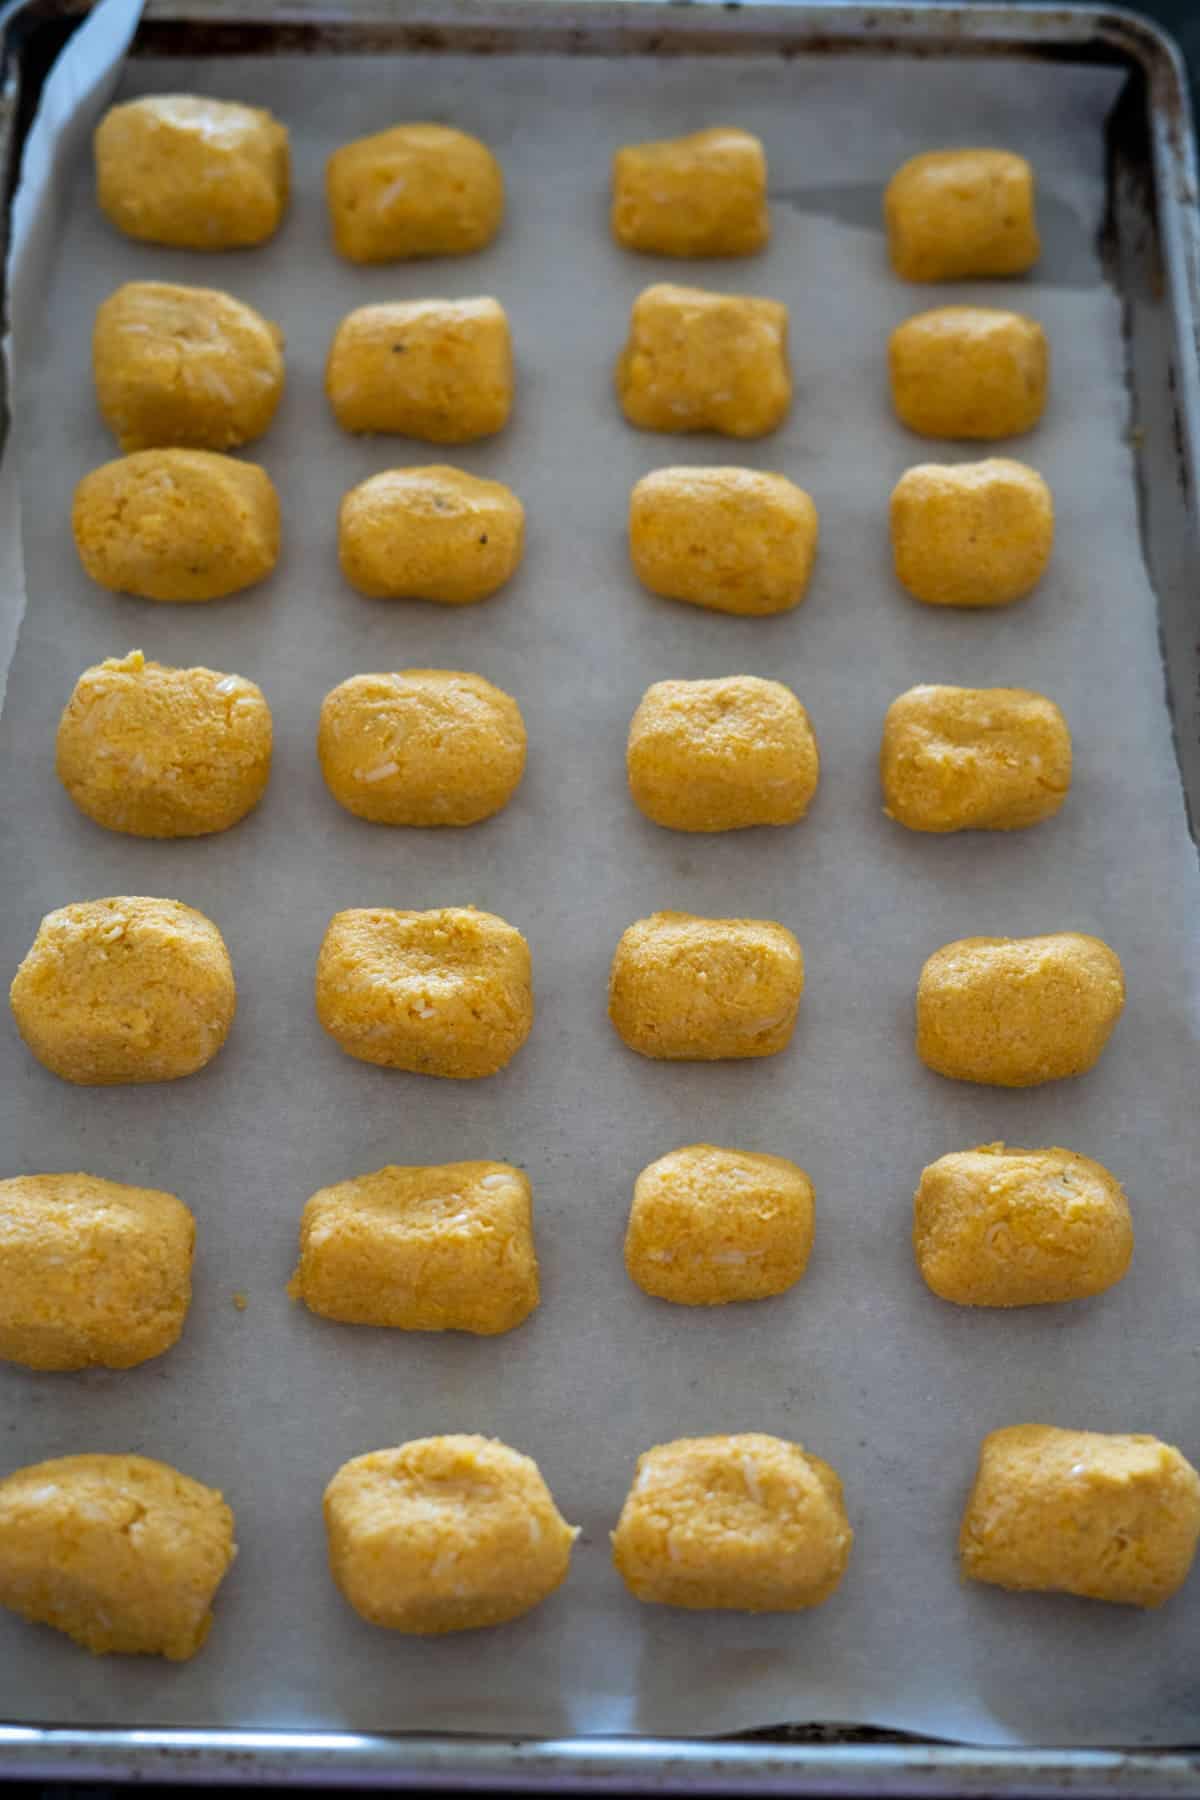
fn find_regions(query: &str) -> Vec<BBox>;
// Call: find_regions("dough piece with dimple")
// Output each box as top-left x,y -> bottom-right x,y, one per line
617,284 -> 791,438
10,897 -> 236,1086
327,124 -> 503,263
93,282 -> 284,453
289,1161 -> 537,1334
629,468 -> 818,615
612,128 -> 769,257
72,449 -> 279,602
609,912 -> 803,1061
324,1436 -> 577,1633
95,95 -> 289,249
628,677 -> 818,832
916,933 -> 1124,1088
914,1144 -> 1132,1308
885,150 -> 1039,282
890,460 -> 1053,608
890,307 -> 1048,439
626,1145 -> 814,1306
960,1425 -> 1200,1609
319,671 -> 525,827
56,651 -> 272,838
0,1174 -> 194,1370
612,1434 -> 852,1611
0,1453 -> 236,1658
881,685 -> 1070,833
315,906 -> 532,1079
339,468 -> 524,603
326,299 -> 512,441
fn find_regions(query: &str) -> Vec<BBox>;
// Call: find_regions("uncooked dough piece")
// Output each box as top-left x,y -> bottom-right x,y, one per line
324,1436 -> 577,1632
56,650 -> 272,838
890,460 -> 1053,608
315,905 -> 532,1078
629,467 -> 818,616
338,468 -> 524,603
92,281 -> 284,453
889,307 -> 1048,439
10,897 -> 236,1086
916,933 -> 1124,1087
94,95 -> 289,249
0,1453 -> 236,1658
290,1161 -> 538,1334
625,1145 -> 814,1306
612,1434 -> 852,1611
326,299 -> 512,441
617,284 -> 791,438
885,150 -> 1039,282
913,1144 -> 1133,1308
627,676 -> 819,832
881,685 -> 1070,833
609,912 -> 803,1061
72,449 -> 279,602
611,127 -> 769,257
318,670 -> 525,826
960,1425 -> 1200,1608
0,1173 -> 194,1370
327,124 -> 504,262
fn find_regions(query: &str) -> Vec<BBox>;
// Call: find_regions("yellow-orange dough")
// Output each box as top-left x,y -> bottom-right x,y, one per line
94,95 -> 289,249
0,1173 -> 194,1370
916,933 -> 1125,1088
612,1434 -> 852,1611
611,128 -> 769,257
960,1425 -> 1200,1608
889,307 -> 1048,439
629,468 -> 818,616
625,1145 -> 814,1306
890,460 -> 1053,608
326,299 -> 512,441
881,685 -> 1071,833
0,1453 -> 236,1658
338,468 -> 524,603
609,912 -> 803,1061
72,450 -> 279,602
327,124 -> 503,262
10,897 -> 236,1086
92,281 -> 284,453
885,150 -> 1039,282
56,651 -> 272,838
617,284 -> 791,438
324,1436 -> 577,1632
315,906 -> 532,1078
913,1144 -> 1133,1308
289,1161 -> 538,1334
628,677 -> 818,832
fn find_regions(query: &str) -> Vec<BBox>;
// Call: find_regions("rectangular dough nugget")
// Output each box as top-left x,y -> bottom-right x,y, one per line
326,299 -> 512,441
609,911 -> 803,1060
630,468 -> 818,616
612,128 -> 769,257
881,685 -> 1070,833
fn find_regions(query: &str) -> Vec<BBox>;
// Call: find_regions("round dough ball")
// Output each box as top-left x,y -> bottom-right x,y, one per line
609,911 -> 803,1061
617,283 -> 791,438
324,1436 -> 577,1632
885,150 -> 1039,283
627,676 -> 818,831
338,468 -> 524,604
612,127 -> 769,258
327,124 -> 504,263
612,1434 -> 853,1611
56,650 -> 272,838
890,460 -> 1053,608
629,466 -> 818,616
10,897 -> 236,1086
880,684 -> 1071,833
319,670 -> 525,826
93,281 -> 285,453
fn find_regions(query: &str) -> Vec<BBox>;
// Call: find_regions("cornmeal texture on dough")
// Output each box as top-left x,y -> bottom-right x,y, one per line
916,932 -> 1125,1087
10,897 -> 236,1086
885,150 -> 1039,282
629,467 -> 818,616
609,911 -> 803,1061
327,124 -> 503,262
612,1434 -> 852,1611
95,95 -> 289,249
890,460 -> 1053,608
881,685 -> 1070,833
324,1436 -> 577,1632
889,306 -> 1048,439
961,1425 -> 1200,1608
326,299 -> 512,441
617,284 -> 791,438
611,128 -> 769,257
0,1453 -> 236,1658
56,650 -> 272,838
338,467 -> 524,603
0,1173 -> 194,1370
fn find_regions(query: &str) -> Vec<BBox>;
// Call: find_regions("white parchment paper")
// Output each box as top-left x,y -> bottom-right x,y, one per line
1,24 -> 1199,1748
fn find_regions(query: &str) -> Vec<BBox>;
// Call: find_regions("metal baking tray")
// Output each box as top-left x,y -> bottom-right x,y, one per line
0,0 -> 1198,1791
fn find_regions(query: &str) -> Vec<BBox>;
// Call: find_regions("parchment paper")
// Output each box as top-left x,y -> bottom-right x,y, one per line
1,26 -> 1199,1749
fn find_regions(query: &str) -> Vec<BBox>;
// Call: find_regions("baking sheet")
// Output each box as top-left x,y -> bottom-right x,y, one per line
1,24 -> 1199,1750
